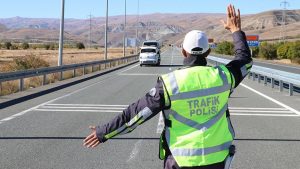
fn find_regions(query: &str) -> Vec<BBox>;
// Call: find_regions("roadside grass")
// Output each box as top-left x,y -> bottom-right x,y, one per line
0,48 -> 136,96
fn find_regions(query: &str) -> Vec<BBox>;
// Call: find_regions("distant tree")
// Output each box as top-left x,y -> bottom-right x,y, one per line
251,47 -> 259,58
215,41 -> 234,55
0,43 -> 2,49
22,42 -> 30,49
44,44 -> 50,50
4,42 -> 12,49
277,43 -> 290,59
10,44 -> 19,50
259,42 -> 277,59
76,42 -> 85,49
287,42 -> 300,60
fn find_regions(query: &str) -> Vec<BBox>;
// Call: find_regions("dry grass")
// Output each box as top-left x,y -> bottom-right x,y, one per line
0,48 -> 136,96
0,48 -> 136,71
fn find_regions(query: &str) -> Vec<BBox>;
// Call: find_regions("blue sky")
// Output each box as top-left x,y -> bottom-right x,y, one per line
0,0 -> 300,19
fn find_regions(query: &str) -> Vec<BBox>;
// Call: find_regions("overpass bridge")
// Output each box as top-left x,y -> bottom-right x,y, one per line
0,48 -> 300,169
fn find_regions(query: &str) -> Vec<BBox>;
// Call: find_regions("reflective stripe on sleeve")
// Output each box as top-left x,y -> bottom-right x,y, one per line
171,141 -> 232,156
104,107 -> 153,139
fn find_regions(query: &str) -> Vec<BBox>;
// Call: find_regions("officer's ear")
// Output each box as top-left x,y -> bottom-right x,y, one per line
182,49 -> 188,58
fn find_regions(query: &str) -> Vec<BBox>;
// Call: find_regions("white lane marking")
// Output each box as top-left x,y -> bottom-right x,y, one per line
241,83 -> 300,115
117,64 -> 139,74
46,104 -> 127,107
230,110 -> 293,114
127,140 -> 143,163
34,109 -> 123,113
231,113 -> 299,117
156,112 -> 165,134
40,106 -> 125,110
0,74 -> 122,125
229,107 -> 287,110
119,73 -> 160,76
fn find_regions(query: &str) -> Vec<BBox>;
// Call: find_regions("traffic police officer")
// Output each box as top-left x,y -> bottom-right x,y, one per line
84,4 -> 252,169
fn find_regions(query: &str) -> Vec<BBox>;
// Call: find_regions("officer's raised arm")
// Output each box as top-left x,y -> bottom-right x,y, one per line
222,4 -> 253,88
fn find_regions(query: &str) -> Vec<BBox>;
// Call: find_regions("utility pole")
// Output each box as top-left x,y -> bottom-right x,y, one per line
58,0 -> 65,66
280,0 -> 289,43
88,13 -> 93,49
123,0 -> 127,58
105,0 -> 108,62
135,0 -> 140,54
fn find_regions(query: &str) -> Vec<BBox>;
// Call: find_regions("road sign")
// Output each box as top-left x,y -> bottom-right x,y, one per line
246,35 -> 259,47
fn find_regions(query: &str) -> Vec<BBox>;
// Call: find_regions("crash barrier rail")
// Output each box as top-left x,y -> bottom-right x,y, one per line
0,55 -> 139,94
207,55 -> 300,96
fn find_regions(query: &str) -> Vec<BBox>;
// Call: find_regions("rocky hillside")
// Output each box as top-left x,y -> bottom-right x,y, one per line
0,10 -> 299,47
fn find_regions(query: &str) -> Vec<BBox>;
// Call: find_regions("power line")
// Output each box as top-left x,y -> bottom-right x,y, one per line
280,0 -> 290,42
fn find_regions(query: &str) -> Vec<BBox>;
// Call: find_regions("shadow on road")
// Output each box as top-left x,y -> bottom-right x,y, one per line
235,138 -> 300,142
1,137 -> 300,142
0,137 -> 159,140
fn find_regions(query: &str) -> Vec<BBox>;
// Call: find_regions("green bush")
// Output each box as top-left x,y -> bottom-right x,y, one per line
10,44 -> 19,50
76,42 -> 85,49
277,43 -> 290,59
287,42 -> 300,60
259,42 -> 277,59
44,44 -> 50,50
4,42 -> 12,49
251,47 -> 259,58
22,42 -> 30,49
215,41 -> 234,55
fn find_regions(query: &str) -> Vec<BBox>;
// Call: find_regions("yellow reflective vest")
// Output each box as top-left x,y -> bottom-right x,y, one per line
160,65 -> 235,167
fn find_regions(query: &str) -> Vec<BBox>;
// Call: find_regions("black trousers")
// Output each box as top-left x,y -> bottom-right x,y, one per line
164,154 -> 225,169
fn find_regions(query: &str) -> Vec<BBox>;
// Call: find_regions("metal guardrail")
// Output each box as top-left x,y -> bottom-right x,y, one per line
0,55 -> 139,94
207,55 -> 300,96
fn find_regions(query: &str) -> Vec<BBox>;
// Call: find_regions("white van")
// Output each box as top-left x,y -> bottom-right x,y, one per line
142,40 -> 160,49
139,46 -> 161,66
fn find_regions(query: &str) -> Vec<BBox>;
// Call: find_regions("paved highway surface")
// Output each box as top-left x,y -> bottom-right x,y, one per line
0,48 -> 300,169
212,54 -> 300,74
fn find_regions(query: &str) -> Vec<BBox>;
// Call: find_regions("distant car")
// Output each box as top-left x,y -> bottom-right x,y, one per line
139,47 -> 161,66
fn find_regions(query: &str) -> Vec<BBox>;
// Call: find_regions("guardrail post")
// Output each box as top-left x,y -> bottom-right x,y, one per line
83,66 -> 86,75
279,80 -> 283,92
43,74 -> 47,85
271,78 -> 275,88
289,83 -> 293,96
264,76 -> 267,86
258,74 -> 261,83
19,78 -> 24,91
252,73 -> 255,81
99,64 -> 101,71
60,72 -> 63,81
0,82 -> 2,96
109,62 -> 112,68
92,66 -> 95,72
73,69 -> 76,77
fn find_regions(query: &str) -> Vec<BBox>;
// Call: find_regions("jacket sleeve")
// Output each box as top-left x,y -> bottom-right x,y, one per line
95,79 -> 165,143
226,31 -> 253,88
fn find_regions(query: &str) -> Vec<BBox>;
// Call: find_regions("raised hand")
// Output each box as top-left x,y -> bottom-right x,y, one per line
221,4 -> 241,33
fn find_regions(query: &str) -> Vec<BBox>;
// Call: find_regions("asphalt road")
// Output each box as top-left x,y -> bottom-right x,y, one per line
211,54 -> 300,74
0,48 -> 300,169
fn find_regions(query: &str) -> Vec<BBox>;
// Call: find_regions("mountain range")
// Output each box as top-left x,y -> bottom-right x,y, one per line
0,9 -> 300,47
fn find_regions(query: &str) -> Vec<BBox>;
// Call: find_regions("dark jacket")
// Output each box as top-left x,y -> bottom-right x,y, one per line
96,31 -> 252,169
